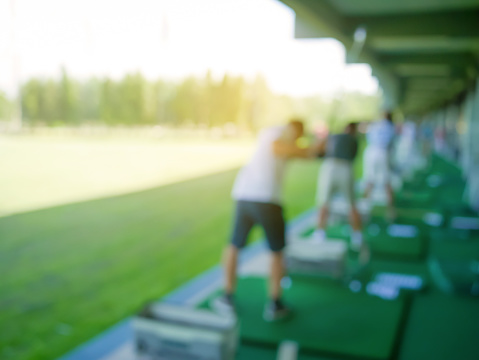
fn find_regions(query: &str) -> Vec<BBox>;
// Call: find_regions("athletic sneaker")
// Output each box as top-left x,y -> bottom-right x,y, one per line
311,229 -> 326,244
211,294 -> 236,315
358,243 -> 371,265
350,231 -> 363,252
263,299 -> 292,322
386,207 -> 398,222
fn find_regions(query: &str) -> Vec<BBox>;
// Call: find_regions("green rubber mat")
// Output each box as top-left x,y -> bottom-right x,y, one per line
395,191 -> 435,207
236,344 -> 277,360
367,234 -> 426,260
301,224 -> 427,260
399,294 -> 479,360
369,211 -> 435,229
201,276 -> 405,360
394,208 -> 437,224
430,238 -> 479,260
428,258 -> 479,295
429,227 -> 479,241
325,224 -> 354,240
428,237 -> 479,295
236,344 -> 338,360
365,259 -> 430,286
365,222 -> 427,260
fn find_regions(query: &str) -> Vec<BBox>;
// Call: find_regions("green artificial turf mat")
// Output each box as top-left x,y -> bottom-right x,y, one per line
395,208 -> 432,222
364,224 -> 426,260
367,234 -> 426,260
368,215 -> 429,231
326,224 -> 352,240
201,276 -> 405,360
301,223 -> 426,260
436,259 -> 478,294
429,227 -> 479,242
429,238 -> 479,260
344,259 -> 429,297
399,294 -> 479,360
300,225 -> 351,240
300,227 -> 316,238
366,259 -> 430,282
236,344 -> 277,360
236,344 -> 338,360
395,191 -> 435,207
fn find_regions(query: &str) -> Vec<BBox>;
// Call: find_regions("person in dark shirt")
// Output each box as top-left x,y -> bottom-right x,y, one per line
314,122 -> 364,251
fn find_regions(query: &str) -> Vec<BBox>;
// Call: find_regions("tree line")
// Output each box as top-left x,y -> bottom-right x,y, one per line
0,69 -> 381,131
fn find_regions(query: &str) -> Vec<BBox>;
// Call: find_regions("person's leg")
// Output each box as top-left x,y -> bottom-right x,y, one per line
349,202 -> 370,261
349,205 -> 361,232
318,205 -> 330,230
363,148 -> 374,198
255,203 -> 291,321
339,162 -> 361,231
383,153 -> 396,220
224,201 -> 254,297
349,204 -> 366,252
212,201 -> 254,313
314,202 -> 330,243
358,241 -> 371,265
264,249 -> 291,322
363,182 -> 374,199
269,250 -> 284,301
256,203 -> 286,301
315,160 -> 333,242
386,183 -> 395,208
223,245 -> 239,296
385,182 -> 397,221
341,162 -> 363,250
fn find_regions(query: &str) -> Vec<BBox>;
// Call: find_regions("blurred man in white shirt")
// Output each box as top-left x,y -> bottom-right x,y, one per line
215,120 -> 317,322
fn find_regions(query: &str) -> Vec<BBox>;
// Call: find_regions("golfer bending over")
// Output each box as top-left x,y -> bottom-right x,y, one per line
215,119 -> 314,322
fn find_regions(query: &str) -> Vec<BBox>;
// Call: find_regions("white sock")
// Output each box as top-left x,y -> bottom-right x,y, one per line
312,229 -> 326,243
351,231 -> 363,249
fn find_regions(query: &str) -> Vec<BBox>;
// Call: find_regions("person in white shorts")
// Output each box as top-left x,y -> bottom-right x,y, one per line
395,120 -> 418,177
363,111 -> 396,217
314,123 -> 364,251
214,119 -> 318,322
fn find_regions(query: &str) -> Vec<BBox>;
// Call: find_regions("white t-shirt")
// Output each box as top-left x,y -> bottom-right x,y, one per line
232,126 -> 286,205
367,119 -> 395,150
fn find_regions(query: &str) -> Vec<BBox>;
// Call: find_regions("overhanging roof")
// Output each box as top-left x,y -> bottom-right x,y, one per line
279,0 -> 479,115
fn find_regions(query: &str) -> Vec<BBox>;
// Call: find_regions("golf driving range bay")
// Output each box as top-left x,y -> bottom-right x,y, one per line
2,136 -> 478,360
0,136 -> 320,360
148,155 -> 479,360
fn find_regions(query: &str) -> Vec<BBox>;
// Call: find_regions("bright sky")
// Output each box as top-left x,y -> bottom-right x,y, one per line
0,0 -> 378,98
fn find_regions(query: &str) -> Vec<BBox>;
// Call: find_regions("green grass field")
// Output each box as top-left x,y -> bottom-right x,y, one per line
0,135 -> 256,216
0,136 -> 322,360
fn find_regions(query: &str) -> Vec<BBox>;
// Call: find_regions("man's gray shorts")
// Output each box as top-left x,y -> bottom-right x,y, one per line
231,200 -> 285,252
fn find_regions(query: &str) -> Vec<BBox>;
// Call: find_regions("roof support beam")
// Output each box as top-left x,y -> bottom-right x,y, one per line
345,11 -> 479,39
278,0 -> 479,115
281,0 -> 349,44
377,53 -> 478,68
281,0 -> 401,108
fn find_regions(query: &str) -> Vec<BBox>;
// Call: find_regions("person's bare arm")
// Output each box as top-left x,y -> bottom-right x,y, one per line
272,139 -> 311,158
314,138 -> 327,157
